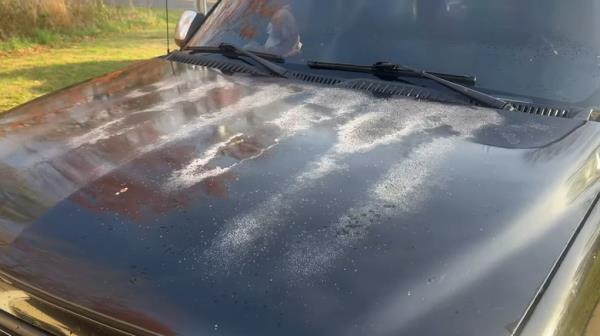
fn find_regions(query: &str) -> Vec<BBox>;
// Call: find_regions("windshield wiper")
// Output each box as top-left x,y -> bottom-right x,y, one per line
308,60 -> 512,110
185,43 -> 288,78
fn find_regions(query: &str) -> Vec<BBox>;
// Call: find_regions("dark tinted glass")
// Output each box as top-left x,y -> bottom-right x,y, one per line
189,0 -> 600,105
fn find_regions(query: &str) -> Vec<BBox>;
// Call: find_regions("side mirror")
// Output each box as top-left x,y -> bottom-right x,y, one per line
174,10 -> 206,48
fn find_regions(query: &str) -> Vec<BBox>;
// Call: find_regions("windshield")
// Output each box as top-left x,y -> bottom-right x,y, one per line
189,0 -> 600,106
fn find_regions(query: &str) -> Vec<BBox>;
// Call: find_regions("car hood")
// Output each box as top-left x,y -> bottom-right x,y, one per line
1,58 -> 600,336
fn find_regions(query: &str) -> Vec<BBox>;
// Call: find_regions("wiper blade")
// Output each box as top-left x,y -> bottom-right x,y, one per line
308,60 -> 512,110
186,45 -> 285,63
309,61 -> 476,86
185,44 -> 288,78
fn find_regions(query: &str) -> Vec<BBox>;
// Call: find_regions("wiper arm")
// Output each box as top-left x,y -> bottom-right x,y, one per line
186,45 -> 286,63
375,62 -> 512,110
185,43 -> 288,78
308,60 -> 512,110
309,61 -> 476,86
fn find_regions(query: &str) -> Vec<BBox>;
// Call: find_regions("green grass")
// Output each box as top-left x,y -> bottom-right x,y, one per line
0,8 -> 181,112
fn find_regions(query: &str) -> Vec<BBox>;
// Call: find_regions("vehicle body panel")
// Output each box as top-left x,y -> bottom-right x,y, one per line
1,58 -> 600,335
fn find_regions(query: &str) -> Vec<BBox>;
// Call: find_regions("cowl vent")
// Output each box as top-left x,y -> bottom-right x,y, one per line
167,52 -> 572,119
166,53 -> 260,75
335,79 -> 450,102
288,72 -> 342,85
509,103 -> 569,118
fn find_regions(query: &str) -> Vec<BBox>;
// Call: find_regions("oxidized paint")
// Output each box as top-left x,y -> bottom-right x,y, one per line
0,58 -> 599,335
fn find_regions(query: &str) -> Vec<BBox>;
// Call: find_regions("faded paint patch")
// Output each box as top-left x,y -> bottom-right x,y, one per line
166,133 -> 243,190
204,96 -> 503,274
284,106 -> 502,277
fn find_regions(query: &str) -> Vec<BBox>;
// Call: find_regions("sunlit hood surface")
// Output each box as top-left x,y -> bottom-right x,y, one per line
1,59 -> 600,335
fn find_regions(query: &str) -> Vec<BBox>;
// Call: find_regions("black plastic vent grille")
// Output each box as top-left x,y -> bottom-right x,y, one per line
336,79 -> 451,103
509,103 -> 569,118
167,52 -> 572,119
166,53 -> 259,75
288,72 -> 342,85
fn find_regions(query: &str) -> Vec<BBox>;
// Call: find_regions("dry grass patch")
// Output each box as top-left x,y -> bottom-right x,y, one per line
0,0 -> 162,52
